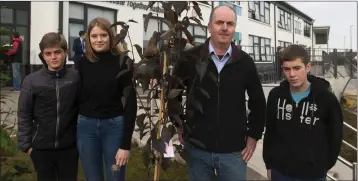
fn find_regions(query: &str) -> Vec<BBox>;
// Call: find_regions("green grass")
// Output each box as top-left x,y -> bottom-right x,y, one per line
1,141 -> 189,181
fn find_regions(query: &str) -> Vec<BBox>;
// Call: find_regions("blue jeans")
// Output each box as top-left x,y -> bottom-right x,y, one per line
185,143 -> 247,181
271,169 -> 326,181
77,115 -> 126,181
11,62 -> 21,89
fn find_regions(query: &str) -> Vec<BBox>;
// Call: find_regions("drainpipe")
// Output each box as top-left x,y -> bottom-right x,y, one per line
274,3 -> 277,52
311,20 -> 314,49
292,12 -> 295,44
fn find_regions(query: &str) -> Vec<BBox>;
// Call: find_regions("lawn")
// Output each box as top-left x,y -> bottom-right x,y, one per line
1,141 -> 189,181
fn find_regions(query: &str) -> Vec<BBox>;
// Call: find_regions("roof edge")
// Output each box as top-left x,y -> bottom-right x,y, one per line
277,2 -> 314,23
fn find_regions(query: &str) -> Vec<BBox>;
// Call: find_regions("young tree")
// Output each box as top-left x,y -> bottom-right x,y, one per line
110,2 -> 207,180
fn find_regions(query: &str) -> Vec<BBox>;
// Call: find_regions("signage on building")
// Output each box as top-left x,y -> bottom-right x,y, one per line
106,1 -> 165,13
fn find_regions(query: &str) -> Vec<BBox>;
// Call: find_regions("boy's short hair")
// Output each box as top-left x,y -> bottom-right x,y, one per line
39,32 -> 68,52
280,44 -> 310,65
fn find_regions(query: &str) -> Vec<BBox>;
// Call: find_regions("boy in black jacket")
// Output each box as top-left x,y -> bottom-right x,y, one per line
17,32 -> 80,181
263,45 -> 343,181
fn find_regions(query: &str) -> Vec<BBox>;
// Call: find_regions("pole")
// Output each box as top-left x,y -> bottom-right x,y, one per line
153,46 -> 168,181
350,25 -> 353,50
354,162 -> 357,181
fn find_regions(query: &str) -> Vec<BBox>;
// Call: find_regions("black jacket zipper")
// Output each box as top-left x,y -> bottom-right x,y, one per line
216,73 -> 220,149
55,73 -> 60,148
32,124 -> 39,142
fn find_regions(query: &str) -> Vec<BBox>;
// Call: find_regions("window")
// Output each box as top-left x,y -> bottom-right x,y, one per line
0,5 -> 30,63
248,35 -> 272,62
294,20 -> 302,34
277,8 -> 291,31
0,7 -> 13,24
278,40 -> 292,48
142,15 -> 208,51
68,2 -> 116,59
227,1 -> 240,6
304,21 -> 311,38
248,1 -> 270,24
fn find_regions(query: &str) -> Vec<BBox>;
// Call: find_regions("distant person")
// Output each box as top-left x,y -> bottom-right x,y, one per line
77,17 -> 137,181
263,45 -> 343,181
72,30 -> 86,70
5,32 -> 23,91
17,32 -> 80,181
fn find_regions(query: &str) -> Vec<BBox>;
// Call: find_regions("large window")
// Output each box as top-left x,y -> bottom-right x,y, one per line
0,3 -> 30,64
294,20 -> 302,34
68,2 -> 116,59
248,35 -> 272,62
142,15 -> 207,51
248,1 -> 270,24
277,8 -> 291,31
304,21 -> 311,38
278,40 -> 292,48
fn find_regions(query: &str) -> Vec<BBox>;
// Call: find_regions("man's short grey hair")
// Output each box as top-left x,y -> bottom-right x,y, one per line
208,5 -> 237,25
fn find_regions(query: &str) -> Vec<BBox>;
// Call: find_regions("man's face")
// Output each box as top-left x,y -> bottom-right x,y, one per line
89,26 -> 110,53
282,58 -> 311,88
208,7 -> 236,45
42,47 -> 67,71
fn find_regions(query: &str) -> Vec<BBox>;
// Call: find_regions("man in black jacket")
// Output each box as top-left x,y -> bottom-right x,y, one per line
173,5 -> 266,180
17,32 -> 80,181
263,45 -> 343,181
71,30 -> 86,70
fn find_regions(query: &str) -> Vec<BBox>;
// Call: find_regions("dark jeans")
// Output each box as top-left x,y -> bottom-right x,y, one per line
185,142 -> 247,181
77,115 -> 126,181
271,169 -> 327,181
30,145 -> 78,181
11,62 -> 21,90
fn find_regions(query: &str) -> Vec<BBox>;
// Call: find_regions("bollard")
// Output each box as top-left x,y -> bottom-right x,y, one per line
353,162 -> 357,181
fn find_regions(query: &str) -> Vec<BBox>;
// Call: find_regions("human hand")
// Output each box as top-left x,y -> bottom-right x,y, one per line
27,147 -> 33,155
241,137 -> 257,163
177,127 -> 184,144
115,149 -> 130,166
267,169 -> 271,180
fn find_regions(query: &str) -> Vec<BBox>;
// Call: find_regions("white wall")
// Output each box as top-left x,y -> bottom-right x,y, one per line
30,2 -> 59,64
75,1 -> 211,63
212,2 -> 314,50
292,14 -> 312,47
29,1 -> 211,64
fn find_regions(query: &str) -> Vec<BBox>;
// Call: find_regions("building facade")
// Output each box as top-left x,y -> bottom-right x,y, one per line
0,1 -> 211,70
213,1 -> 314,63
1,1 -> 316,73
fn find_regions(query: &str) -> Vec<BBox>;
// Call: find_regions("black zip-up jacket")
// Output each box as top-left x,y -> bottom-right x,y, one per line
263,75 -> 343,179
173,38 -> 266,153
17,54 -> 80,152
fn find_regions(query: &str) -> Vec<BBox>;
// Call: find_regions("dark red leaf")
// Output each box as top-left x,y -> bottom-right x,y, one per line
191,2 -> 203,20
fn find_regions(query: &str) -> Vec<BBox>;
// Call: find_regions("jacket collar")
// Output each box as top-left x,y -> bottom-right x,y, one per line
199,37 -> 242,61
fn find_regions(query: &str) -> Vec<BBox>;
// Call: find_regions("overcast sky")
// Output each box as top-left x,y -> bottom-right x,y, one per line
288,2 -> 357,50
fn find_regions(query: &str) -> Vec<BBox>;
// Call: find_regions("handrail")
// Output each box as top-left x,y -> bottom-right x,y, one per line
344,121 -> 357,132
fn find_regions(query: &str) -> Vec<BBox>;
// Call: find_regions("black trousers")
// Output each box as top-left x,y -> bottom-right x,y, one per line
30,145 -> 79,181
